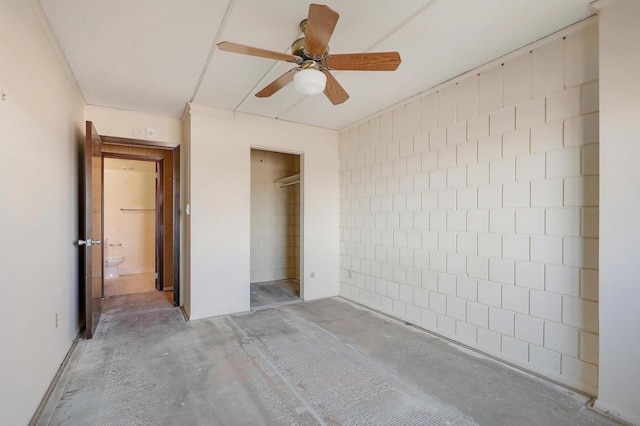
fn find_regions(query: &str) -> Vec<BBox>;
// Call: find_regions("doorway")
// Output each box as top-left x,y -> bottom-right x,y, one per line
103,158 -> 157,297
100,136 -> 180,307
250,149 -> 302,309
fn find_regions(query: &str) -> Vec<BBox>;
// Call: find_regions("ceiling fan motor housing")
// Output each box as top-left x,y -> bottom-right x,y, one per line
291,37 -> 307,58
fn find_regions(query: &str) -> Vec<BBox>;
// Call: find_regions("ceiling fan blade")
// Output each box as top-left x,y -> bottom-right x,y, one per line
323,52 -> 402,71
217,41 -> 299,63
255,68 -> 299,98
304,4 -> 339,57
322,70 -> 349,105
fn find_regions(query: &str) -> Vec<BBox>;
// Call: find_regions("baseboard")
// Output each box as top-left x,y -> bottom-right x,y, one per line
593,399 -> 639,425
29,331 -> 84,425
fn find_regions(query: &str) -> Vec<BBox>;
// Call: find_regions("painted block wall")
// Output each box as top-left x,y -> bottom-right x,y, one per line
338,19 -> 599,394
250,150 -> 300,283
0,1 -> 85,424
187,104 -> 338,320
104,161 -> 156,275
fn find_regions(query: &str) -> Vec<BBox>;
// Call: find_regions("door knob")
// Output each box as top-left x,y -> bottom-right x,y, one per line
77,239 -> 101,247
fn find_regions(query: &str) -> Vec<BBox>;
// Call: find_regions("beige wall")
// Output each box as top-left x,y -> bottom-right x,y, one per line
85,105 -> 183,145
0,1 -> 85,423
251,150 -> 300,283
594,0 -> 640,423
181,109 -> 192,315
187,104 -> 339,320
339,18 -> 600,394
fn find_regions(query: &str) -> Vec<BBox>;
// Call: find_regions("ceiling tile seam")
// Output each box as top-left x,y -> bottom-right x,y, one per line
363,0 -> 440,53
232,61 -> 286,112
273,91 -> 310,121
189,0 -> 236,103
233,30 -> 305,112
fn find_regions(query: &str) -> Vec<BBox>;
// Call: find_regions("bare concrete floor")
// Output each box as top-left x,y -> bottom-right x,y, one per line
250,278 -> 301,309
36,293 -> 619,425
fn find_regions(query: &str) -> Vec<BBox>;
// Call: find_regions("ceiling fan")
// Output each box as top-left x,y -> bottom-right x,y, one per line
217,4 -> 401,105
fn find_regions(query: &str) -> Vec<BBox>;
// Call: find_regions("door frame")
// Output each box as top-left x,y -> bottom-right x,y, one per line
100,135 -> 181,306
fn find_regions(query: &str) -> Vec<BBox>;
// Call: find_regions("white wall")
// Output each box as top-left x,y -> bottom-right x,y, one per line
187,104 -> 339,320
250,150 -> 300,283
0,1 -> 85,424
594,0 -> 640,423
339,18 -> 600,394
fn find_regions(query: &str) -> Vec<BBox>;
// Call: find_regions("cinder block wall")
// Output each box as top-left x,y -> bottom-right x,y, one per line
338,19 -> 599,394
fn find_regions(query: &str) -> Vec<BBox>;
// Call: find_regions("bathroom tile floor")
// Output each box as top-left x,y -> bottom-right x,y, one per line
35,293 -> 621,425
104,272 -> 156,297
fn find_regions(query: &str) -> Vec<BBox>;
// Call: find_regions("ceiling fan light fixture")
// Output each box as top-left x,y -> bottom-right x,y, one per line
293,68 -> 326,96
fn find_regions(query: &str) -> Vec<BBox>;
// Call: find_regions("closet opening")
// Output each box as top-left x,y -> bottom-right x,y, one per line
250,149 -> 302,309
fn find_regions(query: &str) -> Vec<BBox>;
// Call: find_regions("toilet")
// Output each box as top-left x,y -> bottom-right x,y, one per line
104,239 -> 125,279
105,257 -> 125,279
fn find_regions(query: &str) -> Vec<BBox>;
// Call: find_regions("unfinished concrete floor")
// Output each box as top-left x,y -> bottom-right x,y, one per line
37,292 -> 619,425
250,278 -> 301,309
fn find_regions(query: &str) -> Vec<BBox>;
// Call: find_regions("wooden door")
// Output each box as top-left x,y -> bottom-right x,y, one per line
81,121 -> 103,338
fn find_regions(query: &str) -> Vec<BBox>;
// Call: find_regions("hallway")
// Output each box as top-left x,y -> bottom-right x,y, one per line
36,294 -> 619,425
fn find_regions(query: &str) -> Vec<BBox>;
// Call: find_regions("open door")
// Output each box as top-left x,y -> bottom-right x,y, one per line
79,121 -> 103,339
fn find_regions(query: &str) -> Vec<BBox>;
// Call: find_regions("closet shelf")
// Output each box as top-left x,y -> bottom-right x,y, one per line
274,174 -> 300,188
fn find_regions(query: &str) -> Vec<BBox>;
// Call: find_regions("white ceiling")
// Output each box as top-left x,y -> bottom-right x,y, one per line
38,0 -> 595,130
